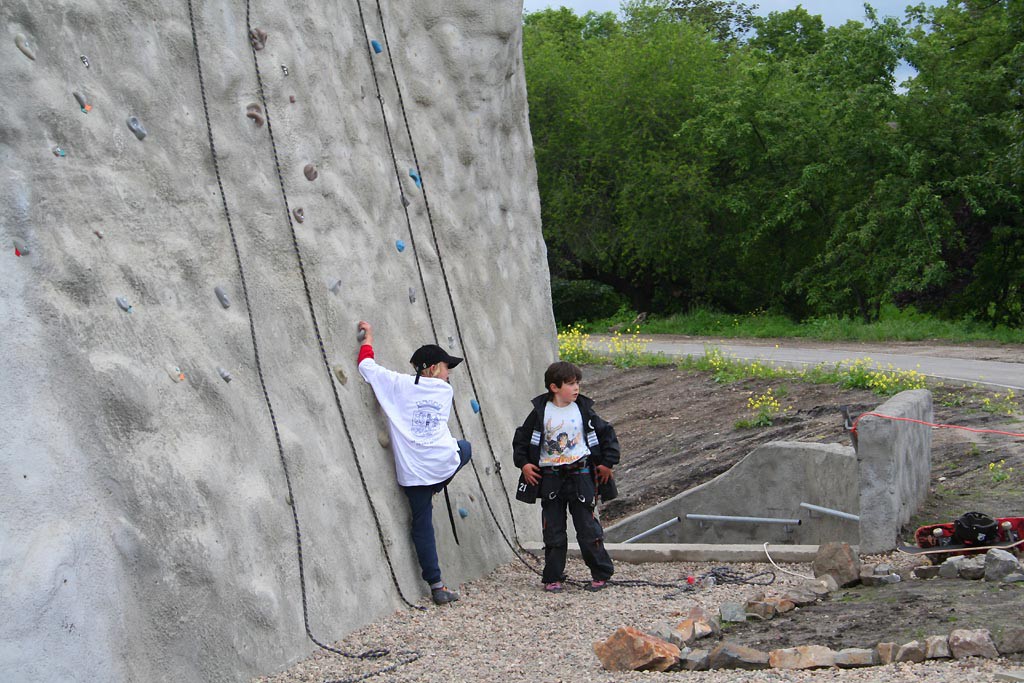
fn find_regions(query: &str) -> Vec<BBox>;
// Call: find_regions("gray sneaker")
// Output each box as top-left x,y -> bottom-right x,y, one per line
431,586 -> 460,605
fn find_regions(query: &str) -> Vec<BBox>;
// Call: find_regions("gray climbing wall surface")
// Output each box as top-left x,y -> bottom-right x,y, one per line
1,1 -> 551,680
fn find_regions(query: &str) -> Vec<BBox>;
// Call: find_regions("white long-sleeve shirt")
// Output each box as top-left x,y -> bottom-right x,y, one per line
358,354 -> 460,487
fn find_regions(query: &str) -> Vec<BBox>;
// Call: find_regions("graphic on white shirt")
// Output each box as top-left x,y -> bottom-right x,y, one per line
411,399 -> 444,438
540,401 -> 590,467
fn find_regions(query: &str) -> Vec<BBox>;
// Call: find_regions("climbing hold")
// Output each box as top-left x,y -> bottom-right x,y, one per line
52,146 -> 66,157
458,507 -> 469,519
469,494 -> 476,503
329,279 -> 343,295
401,194 -> 410,208
13,239 -> 29,257
357,326 -> 366,342
116,296 -> 133,313
93,230 -> 104,239
408,287 -> 416,304
448,335 -> 455,347
285,493 -> 293,507
73,92 -> 91,113
377,429 -> 390,449
371,39 -> 382,54
409,169 -> 422,188
245,103 -> 264,127
15,34 -> 35,61
218,367 -> 233,383
126,116 -> 147,140
395,239 -> 405,252
250,28 -> 268,50
214,286 -> 230,309
293,207 -> 305,223
280,64 -> 289,76
80,55 -> 89,68
166,364 -> 185,383
289,95 -> 296,104
470,399 -> 481,414
303,163 -> 318,181
333,366 -> 348,385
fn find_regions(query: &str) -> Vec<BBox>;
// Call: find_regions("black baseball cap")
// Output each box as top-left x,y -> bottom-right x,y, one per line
410,344 -> 463,372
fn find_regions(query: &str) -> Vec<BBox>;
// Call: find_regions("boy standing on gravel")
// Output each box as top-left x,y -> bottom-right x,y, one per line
512,361 -> 619,592
357,321 -> 471,605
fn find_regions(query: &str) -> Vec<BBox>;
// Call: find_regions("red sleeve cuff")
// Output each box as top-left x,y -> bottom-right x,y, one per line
358,344 -> 374,363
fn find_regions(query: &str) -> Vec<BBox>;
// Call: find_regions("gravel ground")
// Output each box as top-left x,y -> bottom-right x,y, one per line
254,551 -> 1020,683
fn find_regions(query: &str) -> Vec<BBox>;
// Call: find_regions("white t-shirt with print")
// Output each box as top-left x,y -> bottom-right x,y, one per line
539,401 -> 590,467
358,357 -> 460,486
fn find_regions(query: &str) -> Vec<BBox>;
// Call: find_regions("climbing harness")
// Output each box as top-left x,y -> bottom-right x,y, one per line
186,3 -> 420,679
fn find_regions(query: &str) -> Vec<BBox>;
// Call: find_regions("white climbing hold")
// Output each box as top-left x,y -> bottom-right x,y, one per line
408,287 -> 416,304
93,230 -> 104,239
166,364 -> 185,383
281,64 -> 289,76
80,55 -> 90,68
126,116 -> 147,140
214,286 -> 230,309
15,34 -> 35,61
357,327 -> 366,342
218,367 -> 233,383
329,279 -> 343,295
377,429 -> 390,448
116,296 -> 133,313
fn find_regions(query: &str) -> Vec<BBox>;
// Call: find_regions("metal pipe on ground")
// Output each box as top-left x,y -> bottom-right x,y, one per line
685,513 -> 802,526
622,516 -> 682,544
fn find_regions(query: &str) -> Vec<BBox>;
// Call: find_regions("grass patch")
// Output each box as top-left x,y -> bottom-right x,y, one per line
577,305 -> 1024,345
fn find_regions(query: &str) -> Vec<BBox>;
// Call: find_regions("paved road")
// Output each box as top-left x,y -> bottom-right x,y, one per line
592,334 -> 1024,391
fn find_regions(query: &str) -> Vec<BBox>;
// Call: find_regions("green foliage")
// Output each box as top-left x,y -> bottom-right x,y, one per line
550,278 -> 626,325
525,0 -> 1024,326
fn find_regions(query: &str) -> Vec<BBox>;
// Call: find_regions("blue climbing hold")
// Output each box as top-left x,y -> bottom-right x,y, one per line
116,296 -> 133,313
395,239 -> 405,252
458,507 -> 469,519
470,398 -> 480,414
409,169 -> 422,188
371,39 -> 382,54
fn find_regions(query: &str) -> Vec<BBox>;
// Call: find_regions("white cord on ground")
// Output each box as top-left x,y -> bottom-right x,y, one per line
763,542 -> 815,580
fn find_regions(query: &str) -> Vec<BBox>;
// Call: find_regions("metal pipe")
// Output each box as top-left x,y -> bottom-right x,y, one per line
685,513 -> 801,526
622,516 -> 682,544
799,502 -> 860,522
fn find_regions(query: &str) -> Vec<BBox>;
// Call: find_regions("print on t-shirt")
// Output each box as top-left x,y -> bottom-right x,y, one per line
540,402 -> 590,467
411,399 -> 444,438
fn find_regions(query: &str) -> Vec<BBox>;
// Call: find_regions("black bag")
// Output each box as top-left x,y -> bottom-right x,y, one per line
515,472 -> 539,504
952,511 -> 998,545
598,477 -> 618,502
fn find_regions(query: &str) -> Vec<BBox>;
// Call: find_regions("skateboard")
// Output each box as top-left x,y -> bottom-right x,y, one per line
898,516 -> 1024,563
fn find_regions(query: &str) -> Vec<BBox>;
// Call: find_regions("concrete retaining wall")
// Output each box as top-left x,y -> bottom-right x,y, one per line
857,389 -> 933,553
605,389 -> 934,551
605,442 -> 860,545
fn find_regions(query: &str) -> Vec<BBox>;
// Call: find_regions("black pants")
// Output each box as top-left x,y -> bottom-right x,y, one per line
540,469 -> 614,584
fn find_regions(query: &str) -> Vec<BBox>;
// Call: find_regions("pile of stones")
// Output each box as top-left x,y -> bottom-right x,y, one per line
592,543 -> 1024,673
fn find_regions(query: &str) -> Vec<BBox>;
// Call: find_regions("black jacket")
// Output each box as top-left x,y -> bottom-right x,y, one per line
512,393 -> 620,470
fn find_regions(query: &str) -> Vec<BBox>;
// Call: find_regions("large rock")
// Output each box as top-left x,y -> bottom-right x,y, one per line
949,629 -> 1000,659
768,645 -> 836,669
876,642 -> 897,664
939,556 -> 965,578
0,0 -> 549,680
925,635 -> 951,659
959,555 -> 988,580
720,602 -> 747,623
708,642 -> 770,670
895,640 -> 926,663
594,627 -> 681,672
835,648 -> 879,668
812,542 -> 861,588
985,548 -> 1022,582
683,648 -> 710,671
997,627 -> 1024,655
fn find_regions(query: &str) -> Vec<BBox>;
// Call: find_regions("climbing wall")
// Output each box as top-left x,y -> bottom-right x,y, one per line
0,0 -> 551,680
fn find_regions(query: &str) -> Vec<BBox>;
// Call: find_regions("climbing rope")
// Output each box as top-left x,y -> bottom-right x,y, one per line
851,412 -> 1024,439
187,0 -> 419,677
353,0 -> 531,565
359,0 -> 529,558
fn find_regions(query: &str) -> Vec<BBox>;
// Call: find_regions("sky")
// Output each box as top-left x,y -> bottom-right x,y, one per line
521,1 -> 936,27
